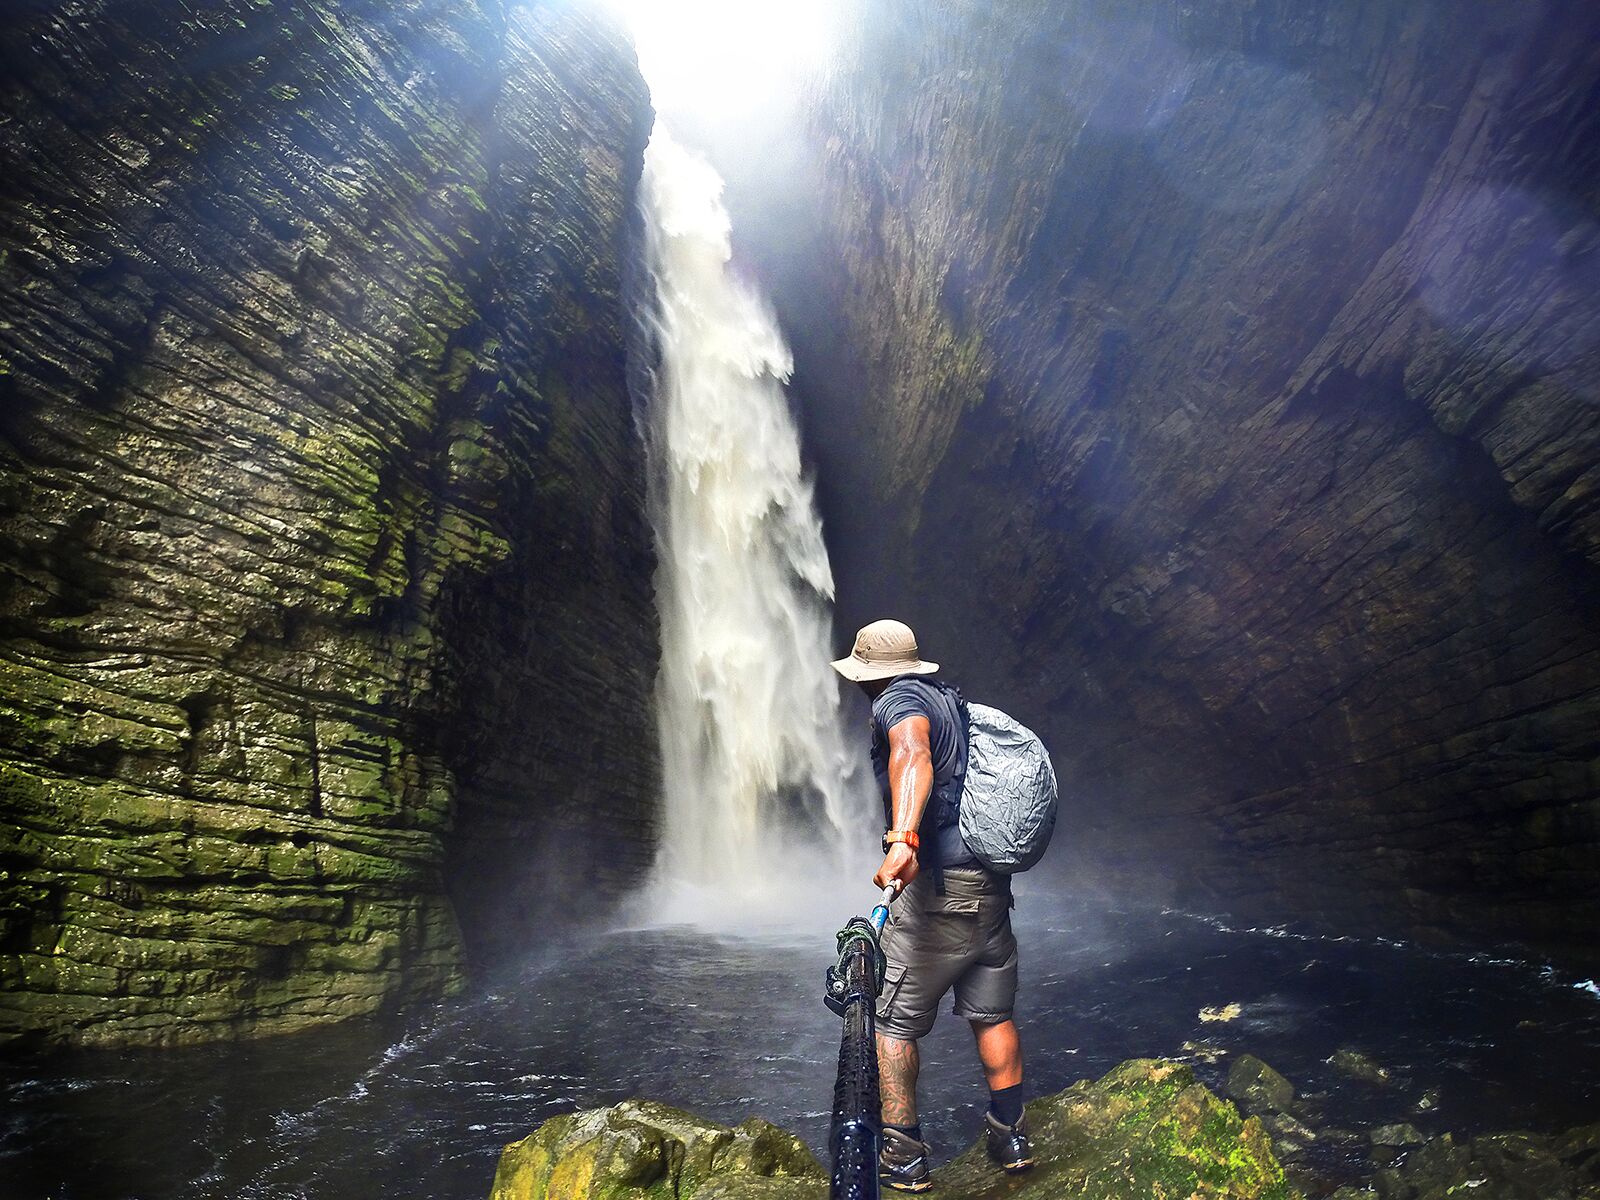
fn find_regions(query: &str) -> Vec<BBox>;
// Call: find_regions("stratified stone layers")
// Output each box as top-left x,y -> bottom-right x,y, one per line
776,1 -> 1600,962
0,0 -> 656,1045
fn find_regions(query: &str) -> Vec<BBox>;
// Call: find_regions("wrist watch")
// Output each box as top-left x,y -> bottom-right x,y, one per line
883,829 -> 920,854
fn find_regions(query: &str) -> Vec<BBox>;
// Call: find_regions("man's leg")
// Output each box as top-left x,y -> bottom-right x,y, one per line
877,1032 -> 932,1191
877,1032 -> 921,1127
970,1018 -> 1022,1091
970,1018 -> 1032,1170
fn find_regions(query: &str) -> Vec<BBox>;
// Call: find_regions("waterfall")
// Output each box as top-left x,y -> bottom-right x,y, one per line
633,128 -> 870,923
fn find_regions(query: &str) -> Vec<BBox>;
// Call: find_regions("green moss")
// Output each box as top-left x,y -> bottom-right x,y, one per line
492,1071 -> 1296,1200
492,1101 -> 825,1200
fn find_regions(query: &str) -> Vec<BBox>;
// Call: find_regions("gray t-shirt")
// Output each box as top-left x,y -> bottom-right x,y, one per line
870,676 -> 976,868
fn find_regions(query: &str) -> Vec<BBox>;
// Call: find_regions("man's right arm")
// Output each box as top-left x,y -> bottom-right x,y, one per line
873,714 -> 933,891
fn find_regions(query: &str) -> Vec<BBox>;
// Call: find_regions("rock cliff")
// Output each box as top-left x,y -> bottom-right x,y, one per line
744,0 -> 1600,965
489,1060 -> 1297,1200
0,0 -> 656,1046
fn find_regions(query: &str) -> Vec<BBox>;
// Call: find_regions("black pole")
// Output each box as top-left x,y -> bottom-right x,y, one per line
826,897 -> 893,1200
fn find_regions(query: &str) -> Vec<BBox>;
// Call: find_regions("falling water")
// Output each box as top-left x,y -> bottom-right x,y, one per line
633,128 -> 870,923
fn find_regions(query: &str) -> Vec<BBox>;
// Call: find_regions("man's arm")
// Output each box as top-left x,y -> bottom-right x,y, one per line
874,714 -> 933,891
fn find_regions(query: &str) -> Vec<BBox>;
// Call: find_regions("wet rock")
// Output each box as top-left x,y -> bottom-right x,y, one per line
1331,1050 -> 1393,1086
489,1100 -> 825,1200
497,1061 -> 1301,1200
0,0 -> 656,1046
1263,1111 -> 1319,1150
1413,1089 -> 1440,1113
900,1059 -> 1298,1199
1228,1053 -> 1298,1113
1370,1126 -> 1596,1200
1553,1122 -> 1600,1164
1370,1124 -> 1427,1148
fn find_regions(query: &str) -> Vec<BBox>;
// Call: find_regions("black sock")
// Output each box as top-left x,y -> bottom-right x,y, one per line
989,1084 -> 1023,1127
885,1121 -> 923,1144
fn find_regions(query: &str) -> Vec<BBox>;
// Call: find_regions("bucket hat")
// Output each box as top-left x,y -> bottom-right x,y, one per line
830,619 -> 940,683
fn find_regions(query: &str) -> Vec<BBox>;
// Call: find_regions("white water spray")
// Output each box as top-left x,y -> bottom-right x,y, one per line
633,129 -> 870,925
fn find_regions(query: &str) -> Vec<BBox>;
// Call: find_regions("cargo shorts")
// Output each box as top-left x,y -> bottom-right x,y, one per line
875,866 -> 1018,1041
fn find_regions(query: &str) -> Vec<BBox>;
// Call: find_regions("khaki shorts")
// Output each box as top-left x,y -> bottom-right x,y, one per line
875,866 -> 1018,1041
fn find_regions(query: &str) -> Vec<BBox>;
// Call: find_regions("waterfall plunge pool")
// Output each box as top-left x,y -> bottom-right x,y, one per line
4,888 -> 1599,1200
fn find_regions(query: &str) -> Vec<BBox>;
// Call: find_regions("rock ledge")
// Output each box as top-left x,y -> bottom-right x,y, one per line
491,1059 -> 1299,1200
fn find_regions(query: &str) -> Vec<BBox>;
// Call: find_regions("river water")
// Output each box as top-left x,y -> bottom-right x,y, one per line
4,885 -> 1599,1200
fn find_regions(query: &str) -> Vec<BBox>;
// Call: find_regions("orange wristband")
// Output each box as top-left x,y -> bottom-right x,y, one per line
883,829 -> 920,852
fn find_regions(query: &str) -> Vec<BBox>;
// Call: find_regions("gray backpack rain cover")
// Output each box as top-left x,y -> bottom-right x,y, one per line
958,703 -> 1058,874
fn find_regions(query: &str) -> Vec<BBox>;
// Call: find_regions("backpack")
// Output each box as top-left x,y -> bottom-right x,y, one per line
873,678 -> 1059,877
956,702 -> 1059,875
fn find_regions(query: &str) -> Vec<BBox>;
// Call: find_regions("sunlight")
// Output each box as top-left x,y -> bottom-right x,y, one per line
598,0 -> 845,117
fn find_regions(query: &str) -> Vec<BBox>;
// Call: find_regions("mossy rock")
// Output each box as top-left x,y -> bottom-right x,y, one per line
491,1061 -> 1298,1200
937,1059 -> 1298,1200
489,1099 -> 826,1200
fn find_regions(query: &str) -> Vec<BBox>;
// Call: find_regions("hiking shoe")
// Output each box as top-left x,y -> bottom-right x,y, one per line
880,1126 -> 933,1192
984,1110 -> 1034,1173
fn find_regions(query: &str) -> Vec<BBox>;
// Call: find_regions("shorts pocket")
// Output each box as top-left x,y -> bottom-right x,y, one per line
875,964 -> 909,1021
925,910 -> 980,957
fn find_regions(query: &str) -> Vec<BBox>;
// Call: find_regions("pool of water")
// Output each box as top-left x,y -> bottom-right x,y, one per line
4,886 -> 1598,1199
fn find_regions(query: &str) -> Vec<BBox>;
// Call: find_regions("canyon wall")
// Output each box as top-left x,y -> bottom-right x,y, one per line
753,0 -> 1600,964
0,0 -> 657,1046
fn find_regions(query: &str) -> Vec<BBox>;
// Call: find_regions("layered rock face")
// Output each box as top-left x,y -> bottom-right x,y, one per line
0,0 -> 656,1045
755,0 -> 1600,963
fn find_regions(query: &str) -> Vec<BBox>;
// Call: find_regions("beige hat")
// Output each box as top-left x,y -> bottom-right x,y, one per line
830,619 -> 940,683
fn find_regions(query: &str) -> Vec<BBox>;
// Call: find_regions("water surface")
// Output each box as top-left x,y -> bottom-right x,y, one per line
4,889 -> 1599,1199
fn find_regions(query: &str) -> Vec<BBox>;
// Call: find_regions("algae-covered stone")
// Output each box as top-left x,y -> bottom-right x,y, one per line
490,1063 -> 1297,1200
936,1059 -> 1298,1200
1228,1053 -> 1297,1114
489,1100 -> 825,1200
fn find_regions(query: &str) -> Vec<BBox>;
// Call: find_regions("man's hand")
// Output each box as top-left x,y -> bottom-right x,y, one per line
874,842 -> 919,891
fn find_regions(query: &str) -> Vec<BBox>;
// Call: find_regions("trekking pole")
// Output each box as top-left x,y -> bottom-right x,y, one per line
825,883 -> 899,1200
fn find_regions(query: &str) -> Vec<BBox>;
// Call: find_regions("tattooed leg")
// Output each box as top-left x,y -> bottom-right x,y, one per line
877,1033 -> 921,1127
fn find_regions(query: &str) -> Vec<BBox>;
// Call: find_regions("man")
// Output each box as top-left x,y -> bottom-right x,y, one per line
831,619 -> 1033,1192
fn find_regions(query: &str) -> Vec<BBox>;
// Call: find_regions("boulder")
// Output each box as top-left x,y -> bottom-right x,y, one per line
492,1061 -> 1300,1200
1331,1050 -> 1393,1086
1262,1111 -> 1319,1158
1369,1124 -> 1427,1148
489,1099 -> 826,1200
1227,1053 -> 1298,1113
1370,1126 -> 1595,1200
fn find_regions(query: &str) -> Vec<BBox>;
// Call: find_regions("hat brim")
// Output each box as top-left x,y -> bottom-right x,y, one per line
829,655 -> 940,683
